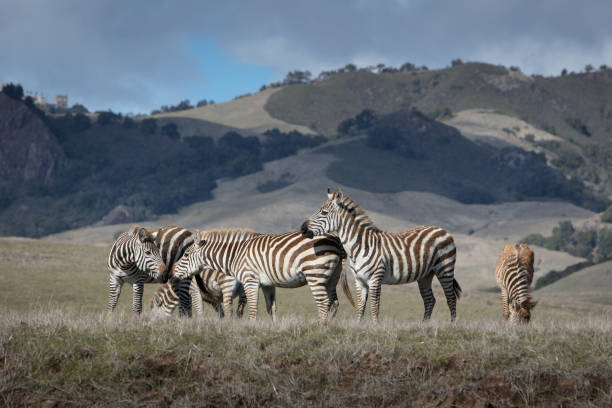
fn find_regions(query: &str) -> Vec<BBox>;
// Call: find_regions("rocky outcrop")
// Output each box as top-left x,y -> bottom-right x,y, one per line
0,93 -> 67,187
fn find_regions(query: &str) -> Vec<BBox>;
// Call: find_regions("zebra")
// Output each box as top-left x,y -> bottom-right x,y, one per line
107,225 -> 196,315
495,243 -> 537,324
171,229 -> 347,322
149,267 -> 247,318
301,188 -> 461,322
107,225 -> 166,314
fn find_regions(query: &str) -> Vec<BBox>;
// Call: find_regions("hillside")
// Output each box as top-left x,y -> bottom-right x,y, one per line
537,260 -> 612,305
155,88 -> 315,136
46,139 -> 591,292
265,63 -> 612,195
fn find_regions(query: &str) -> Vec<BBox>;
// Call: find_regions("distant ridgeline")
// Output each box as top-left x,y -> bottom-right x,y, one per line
0,89 -> 324,237
326,108 -> 608,210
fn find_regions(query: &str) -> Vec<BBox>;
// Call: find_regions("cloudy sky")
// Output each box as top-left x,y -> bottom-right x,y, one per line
1,0 -> 611,113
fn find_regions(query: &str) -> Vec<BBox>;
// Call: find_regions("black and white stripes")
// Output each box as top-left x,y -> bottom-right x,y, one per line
495,243 -> 537,324
171,229 -> 346,321
107,226 -> 166,314
301,189 -> 461,322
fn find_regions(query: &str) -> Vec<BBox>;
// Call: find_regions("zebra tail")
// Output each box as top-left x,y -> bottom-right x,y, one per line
194,274 -> 223,305
453,278 -> 463,300
340,261 -> 355,308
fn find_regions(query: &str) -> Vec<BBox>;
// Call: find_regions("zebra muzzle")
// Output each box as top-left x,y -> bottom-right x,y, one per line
301,222 -> 314,238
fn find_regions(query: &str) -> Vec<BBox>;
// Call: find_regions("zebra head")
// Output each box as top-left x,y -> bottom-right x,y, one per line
171,230 -> 208,280
510,298 -> 537,324
301,188 -> 346,238
130,226 -> 166,280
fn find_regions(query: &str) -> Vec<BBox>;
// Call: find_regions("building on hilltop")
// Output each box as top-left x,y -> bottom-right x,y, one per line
55,94 -> 68,109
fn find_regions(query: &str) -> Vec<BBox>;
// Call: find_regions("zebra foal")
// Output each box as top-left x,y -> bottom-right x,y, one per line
495,243 -> 537,324
301,189 -> 461,322
150,267 -> 247,318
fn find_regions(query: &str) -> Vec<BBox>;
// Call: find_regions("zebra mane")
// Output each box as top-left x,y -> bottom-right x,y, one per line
197,228 -> 259,243
336,193 -> 381,232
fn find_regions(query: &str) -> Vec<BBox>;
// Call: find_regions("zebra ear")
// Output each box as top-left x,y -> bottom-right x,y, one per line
335,189 -> 344,201
137,227 -> 149,243
151,228 -> 161,241
327,188 -> 333,199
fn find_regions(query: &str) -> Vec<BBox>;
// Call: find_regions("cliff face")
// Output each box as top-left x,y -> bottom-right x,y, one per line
0,94 -> 67,187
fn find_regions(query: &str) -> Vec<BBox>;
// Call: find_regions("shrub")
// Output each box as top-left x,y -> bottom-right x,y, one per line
601,205 -> 612,223
597,229 -> 612,261
140,118 -> 157,134
564,117 -> 591,137
1,83 -> 24,100
161,123 -> 180,140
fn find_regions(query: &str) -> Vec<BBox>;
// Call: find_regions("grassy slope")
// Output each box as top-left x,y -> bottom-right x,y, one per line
155,88 -> 315,136
0,237 -> 611,406
538,260 -> 612,305
266,63 -> 612,142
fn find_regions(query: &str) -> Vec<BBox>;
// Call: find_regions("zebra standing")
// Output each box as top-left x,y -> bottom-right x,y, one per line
107,225 -> 166,314
301,189 -> 461,322
171,229 -> 346,322
495,243 -> 537,324
150,267 -> 247,318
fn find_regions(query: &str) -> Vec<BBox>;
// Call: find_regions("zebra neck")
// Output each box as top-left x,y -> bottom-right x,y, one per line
337,222 -> 378,260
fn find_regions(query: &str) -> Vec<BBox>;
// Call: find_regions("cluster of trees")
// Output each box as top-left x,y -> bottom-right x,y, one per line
7,98 -> 327,236
522,220 -> 612,261
1,83 -> 24,100
260,62 -> 429,90
561,64 -> 610,76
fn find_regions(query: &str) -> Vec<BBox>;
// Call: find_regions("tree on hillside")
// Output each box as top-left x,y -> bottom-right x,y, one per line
451,58 -> 463,67
400,62 -> 416,72
344,63 -> 357,72
585,64 -> 594,73
561,68 -> 568,76
283,70 -> 312,85
70,104 -> 89,114
1,83 -> 24,100
161,123 -> 180,140
196,99 -> 209,107
600,65 -> 609,71
97,110 -> 122,126
140,118 -> 157,134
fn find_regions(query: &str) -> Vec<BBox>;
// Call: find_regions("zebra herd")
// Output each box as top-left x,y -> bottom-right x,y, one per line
107,189 -> 537,324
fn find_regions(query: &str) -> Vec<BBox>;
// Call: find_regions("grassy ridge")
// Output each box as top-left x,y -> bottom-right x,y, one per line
1,311 -> 611,407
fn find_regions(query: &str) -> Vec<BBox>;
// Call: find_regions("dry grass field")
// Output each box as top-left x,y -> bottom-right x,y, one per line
1,237 -> 611,407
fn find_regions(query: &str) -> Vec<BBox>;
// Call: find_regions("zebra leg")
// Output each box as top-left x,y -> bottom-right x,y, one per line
176,278 -> 193,318
368,272 -> 384,323
437,274 -> 458,322
418,273 -> 436,321
354,277 -> 369,321
262,286 -> 277,321
221,279 -> 236,318
189,278 -> 204,317
500,286 -> 510,320
131,280 -> 144,314
327,261 -> 342,320
306,277 -> 332,322
107,273 -> 123,312
235,283 -> 247,318
243,277 -> 260,321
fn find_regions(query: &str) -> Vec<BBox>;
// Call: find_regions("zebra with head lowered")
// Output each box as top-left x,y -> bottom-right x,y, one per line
107,225 -> 196,315
150,267 -> 247,318
107,225 -> 166,314
301,189 -> 461,323
171,229 -> 346,322
495,243 -> 537,324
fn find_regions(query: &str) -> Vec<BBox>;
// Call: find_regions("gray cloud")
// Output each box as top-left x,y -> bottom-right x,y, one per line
1,0 -> 610,112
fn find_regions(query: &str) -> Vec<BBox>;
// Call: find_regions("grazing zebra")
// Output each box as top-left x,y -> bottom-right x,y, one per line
495,243 -> 537,324
301,189 -> 461,322
107,225 -> 166,314
171,229 -> 346,321
150,267 -> 247,318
